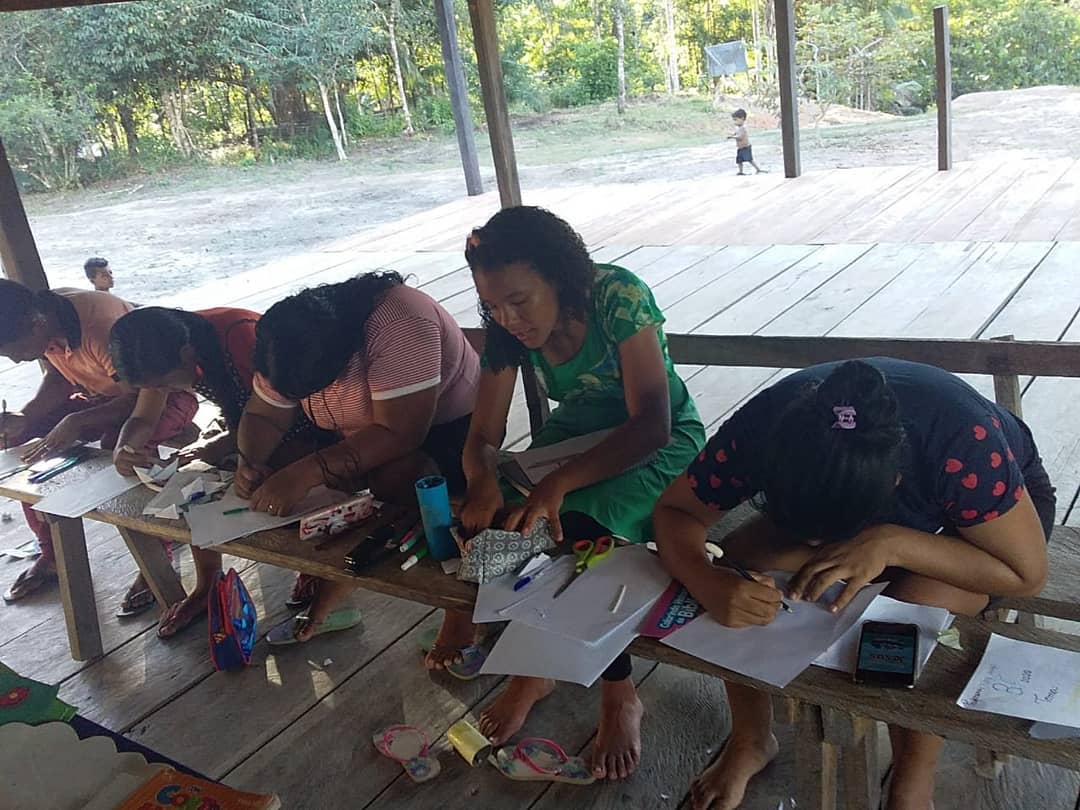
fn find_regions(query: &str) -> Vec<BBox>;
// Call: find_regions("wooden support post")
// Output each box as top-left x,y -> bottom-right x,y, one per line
990,335 -> 1023,418
794,701 -> 838,810
467,0 -> 522,208
823,708 -> 881,810
434,0 -> 483,196
118,527 -> 186,609
0,136 -> 49,290
975,747 -> 1009,779
49,516 -> 103,661
988,334 -> 1045,626
774,0 -> 801,178
772,693 -> 799,725
934,5 -> 952,171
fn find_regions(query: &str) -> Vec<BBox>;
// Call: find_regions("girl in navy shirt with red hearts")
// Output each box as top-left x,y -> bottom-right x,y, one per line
654,358 -> 1053,810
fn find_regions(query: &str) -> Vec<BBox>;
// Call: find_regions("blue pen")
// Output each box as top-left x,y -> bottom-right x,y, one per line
513,559 -> 559,591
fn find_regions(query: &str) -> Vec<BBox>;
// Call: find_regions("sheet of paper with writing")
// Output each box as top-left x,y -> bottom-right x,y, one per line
957,633 -> 1080,726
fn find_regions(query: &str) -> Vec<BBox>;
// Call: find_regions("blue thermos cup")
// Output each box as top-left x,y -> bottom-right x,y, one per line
415,475 -> 457,561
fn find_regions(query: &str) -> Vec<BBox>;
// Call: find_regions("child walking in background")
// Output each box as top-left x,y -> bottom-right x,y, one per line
728,108 -> 764,175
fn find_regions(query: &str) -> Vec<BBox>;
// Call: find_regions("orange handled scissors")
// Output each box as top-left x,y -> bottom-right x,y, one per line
552,535 -> 615,599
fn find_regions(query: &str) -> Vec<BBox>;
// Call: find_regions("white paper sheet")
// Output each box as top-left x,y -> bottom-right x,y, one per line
957,634 -> 1080,726
662,576 -> 888,687
472,554 -> 554,623
813,595 -> 953,675
185,485 -> 348,547
481,601 -> 652,687
497,545 -> 672,645
32,466 -> 142,518
506,429 -> 613,486
142,470 -> 203,515
0,447 -> 26,477
1030,721 -> 1080,739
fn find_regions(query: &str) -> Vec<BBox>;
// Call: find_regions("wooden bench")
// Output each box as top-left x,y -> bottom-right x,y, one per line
2,450 -> 1079,809
5,330 -> 1080,808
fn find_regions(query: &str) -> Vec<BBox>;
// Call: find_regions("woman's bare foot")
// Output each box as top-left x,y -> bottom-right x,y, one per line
157,591 -> 209,638
425,609 -> 476,671
478,676 -> 556,745
591,678 -> 644,780
691,733 -> 779,810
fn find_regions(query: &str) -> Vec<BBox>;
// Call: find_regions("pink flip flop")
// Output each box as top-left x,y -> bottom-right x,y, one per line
491,737 -> 595,785
372,725 -> 442,783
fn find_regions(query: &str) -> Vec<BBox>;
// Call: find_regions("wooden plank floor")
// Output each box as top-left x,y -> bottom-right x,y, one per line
4,237 -> 1080,808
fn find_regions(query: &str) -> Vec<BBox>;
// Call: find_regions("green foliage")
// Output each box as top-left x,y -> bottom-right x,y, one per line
0,79 -> 92,190
949,0 -> 1080,94
0,0 -> 1077,192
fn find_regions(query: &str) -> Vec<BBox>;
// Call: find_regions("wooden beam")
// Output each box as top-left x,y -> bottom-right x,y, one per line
663,333 -> 1080,378
0,137 -> 49,291
467,0 -> 521,207
434,0 -> 483,197
934,5 -> 952,171
774,0 -> 801,178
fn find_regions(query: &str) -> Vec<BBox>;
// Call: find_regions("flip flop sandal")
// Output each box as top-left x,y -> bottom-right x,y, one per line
2,568 -> 59,603
285,573 -> 319,609
372,725 -> 441,783
156,599 -> 206,639
116,587 -> 157,618
491,737 -> 595,785
418,628 -> 488,681
265,605 -> 363,646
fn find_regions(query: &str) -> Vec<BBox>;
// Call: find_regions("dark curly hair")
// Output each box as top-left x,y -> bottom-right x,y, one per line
759,360 -> 907,542
110,307 -> 249,429
253,271 -> 404,402
464,206 -> 595,371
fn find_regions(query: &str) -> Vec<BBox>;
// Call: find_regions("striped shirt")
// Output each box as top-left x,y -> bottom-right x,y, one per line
253,284 -> 479,436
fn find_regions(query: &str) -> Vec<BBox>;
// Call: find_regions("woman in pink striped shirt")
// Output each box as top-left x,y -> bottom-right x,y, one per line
235,272 -> 479,643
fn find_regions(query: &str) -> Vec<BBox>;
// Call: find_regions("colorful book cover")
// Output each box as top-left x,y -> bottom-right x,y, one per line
639,581 -> 703,639
0,662 -> 77,726
118,767 -> 280,810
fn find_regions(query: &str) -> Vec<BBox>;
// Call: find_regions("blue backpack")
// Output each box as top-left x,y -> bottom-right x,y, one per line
208,569 -> 256,671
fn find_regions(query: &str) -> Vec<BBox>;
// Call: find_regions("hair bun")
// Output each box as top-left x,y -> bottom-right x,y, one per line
815,360 -> 900,436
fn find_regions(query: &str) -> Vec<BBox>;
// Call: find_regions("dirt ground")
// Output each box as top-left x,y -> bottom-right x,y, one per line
18,85 -> 1080,304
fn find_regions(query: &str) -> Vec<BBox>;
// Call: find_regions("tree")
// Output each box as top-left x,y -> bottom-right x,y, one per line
614,0 -> 627,113
377,0 -> 415,134
663,0 -> 680,93
225,0 -> 380,160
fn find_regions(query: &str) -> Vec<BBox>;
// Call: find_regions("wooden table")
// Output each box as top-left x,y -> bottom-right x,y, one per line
4,451 -> 1080,809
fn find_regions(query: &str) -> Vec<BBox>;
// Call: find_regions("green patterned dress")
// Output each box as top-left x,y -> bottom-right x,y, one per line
514,264 -> 705,542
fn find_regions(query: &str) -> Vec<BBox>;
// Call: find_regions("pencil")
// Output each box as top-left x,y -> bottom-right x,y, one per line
223,507 -> 249,516
722,558 -> 793,613
1,399 -> 7,451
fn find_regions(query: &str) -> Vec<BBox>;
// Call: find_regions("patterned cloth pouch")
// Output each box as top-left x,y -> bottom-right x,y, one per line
457,518 -> 556,584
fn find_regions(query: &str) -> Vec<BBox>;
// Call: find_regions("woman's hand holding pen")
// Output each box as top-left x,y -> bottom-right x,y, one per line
699,567 -> 784,628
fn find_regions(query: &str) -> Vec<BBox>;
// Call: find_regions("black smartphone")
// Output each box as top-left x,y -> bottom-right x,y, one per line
853,621 -> 920,688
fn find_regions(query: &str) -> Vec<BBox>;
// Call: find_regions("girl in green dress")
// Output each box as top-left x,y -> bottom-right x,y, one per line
426,206 -> 705,780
